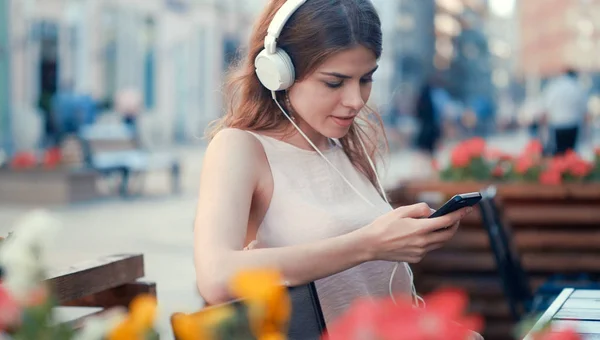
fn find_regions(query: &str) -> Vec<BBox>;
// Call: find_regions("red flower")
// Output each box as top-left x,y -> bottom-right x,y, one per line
540,169 -> 562,185
323,299 -> 383,340
562,151 -> 593,178
325,289 -> 483,340
515,156 -> 535,175
569,161 -> 593,178
42,148 -> 61,169
10,152 -> 37,169
547,157 -> 569,174
524,140 -> 543,156
492,165 -> 504,177
464,138 -> 486,158
0,285 -> 21,331
451,148 -> 471,168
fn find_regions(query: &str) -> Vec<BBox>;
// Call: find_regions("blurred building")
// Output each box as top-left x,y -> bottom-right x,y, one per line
485,0 -> 522,126
2,0 -> 258,150
519,0 -> 600,78
369,0 -> 436,118
0,0 -> 10,151
518,0 -> 600,97
435,0 -> 493,103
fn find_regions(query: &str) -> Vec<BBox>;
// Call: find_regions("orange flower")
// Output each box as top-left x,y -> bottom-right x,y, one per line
129,294 -> 157,329
171,313 -> 203,340
108,294 -> 157,340
229,269 -> 291,339
172,305 -> 237,340
108,319 -> 141,340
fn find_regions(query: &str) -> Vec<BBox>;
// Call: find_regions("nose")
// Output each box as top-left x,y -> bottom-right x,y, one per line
341,82 -> 365,111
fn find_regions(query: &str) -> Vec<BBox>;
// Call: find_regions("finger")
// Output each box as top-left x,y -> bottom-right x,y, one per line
422,207 -> 471,233
425,242 -> 444,253
425,223 -> 459,244
396,202 -> 431,218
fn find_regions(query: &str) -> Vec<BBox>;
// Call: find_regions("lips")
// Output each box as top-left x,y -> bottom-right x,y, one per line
331,116 -> 356,127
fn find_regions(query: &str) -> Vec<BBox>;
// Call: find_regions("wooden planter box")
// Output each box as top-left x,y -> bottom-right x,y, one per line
0,168 -> 100,206
387,181 -> 600,340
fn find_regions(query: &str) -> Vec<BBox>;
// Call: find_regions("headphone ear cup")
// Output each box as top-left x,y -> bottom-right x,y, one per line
255,48 -> 295,92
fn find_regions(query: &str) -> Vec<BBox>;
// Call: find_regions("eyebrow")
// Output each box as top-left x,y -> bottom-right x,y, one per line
319,65 -> 379,79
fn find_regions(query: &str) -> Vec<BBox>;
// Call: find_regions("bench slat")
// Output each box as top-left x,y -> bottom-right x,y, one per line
46,254 -> 144,304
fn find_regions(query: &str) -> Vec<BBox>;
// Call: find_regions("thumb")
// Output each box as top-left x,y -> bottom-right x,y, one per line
396,203 -> 432,218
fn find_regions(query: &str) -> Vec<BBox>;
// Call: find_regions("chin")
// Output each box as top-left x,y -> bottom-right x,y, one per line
324,126 -> 352,140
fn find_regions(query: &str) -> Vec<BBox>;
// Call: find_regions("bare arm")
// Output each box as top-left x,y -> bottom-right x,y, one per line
193,129 -> 370,304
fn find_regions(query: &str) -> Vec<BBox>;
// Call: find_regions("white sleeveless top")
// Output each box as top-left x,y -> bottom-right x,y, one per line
245,131 -> 413,324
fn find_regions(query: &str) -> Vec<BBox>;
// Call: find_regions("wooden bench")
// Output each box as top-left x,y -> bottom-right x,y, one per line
46,253 -> 156,330
387,181 -> 600,340
0,168 -> 100,205
78,123 -> 181,197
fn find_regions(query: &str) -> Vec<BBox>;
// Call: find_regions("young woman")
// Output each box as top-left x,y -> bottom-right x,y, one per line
194,0 -> 473,328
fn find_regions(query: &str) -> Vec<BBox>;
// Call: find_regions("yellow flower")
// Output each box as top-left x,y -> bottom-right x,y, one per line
172,305 -> 237,340
129,294 -> 158,329
108,319 -> 141,340
259,332 -> 287,340
229,269 -> 291,339
171,313 -> 202,340
108,294 -> 158,340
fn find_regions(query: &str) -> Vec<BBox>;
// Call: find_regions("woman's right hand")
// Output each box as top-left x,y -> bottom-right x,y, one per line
360,202 -> 473,263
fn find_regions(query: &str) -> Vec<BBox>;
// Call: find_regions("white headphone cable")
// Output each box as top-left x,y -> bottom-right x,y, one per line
356,135 -> 426,308
271,91 -> 425,308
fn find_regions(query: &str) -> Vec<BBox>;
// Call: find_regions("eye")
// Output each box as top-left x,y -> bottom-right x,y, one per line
324,81 -> 343,89
360,77 -> 374,84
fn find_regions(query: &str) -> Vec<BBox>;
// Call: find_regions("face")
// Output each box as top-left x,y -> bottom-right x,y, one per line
287,45 -> 378,145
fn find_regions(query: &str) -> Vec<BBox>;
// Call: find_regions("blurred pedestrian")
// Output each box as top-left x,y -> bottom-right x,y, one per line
115,87 -> 143,135
540,68 -> 589,155
414,76 -> 450,176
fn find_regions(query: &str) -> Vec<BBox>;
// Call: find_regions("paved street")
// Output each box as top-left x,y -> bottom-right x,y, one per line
0,129 -> 597,338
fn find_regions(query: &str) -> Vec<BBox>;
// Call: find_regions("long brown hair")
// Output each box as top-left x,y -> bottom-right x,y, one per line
206,0 -> 387,186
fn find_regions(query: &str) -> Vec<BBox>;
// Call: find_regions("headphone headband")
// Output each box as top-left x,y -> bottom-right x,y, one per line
264,0 -> 307,54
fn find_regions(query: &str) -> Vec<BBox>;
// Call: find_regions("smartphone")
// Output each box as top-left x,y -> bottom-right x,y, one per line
428,192 -> 482,218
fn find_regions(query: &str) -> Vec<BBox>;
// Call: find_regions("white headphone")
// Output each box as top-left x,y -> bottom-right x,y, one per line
254,0 -> 307,92
253,0 -> 425,308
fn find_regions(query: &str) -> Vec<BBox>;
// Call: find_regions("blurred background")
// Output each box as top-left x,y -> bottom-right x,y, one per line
1,0 -> 600,339
0,0 -> 599,178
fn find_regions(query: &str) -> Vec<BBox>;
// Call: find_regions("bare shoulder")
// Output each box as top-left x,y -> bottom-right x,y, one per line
202,128 -> 267,180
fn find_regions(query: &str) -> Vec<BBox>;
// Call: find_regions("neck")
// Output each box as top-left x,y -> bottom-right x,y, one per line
280,120 -> 331,152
